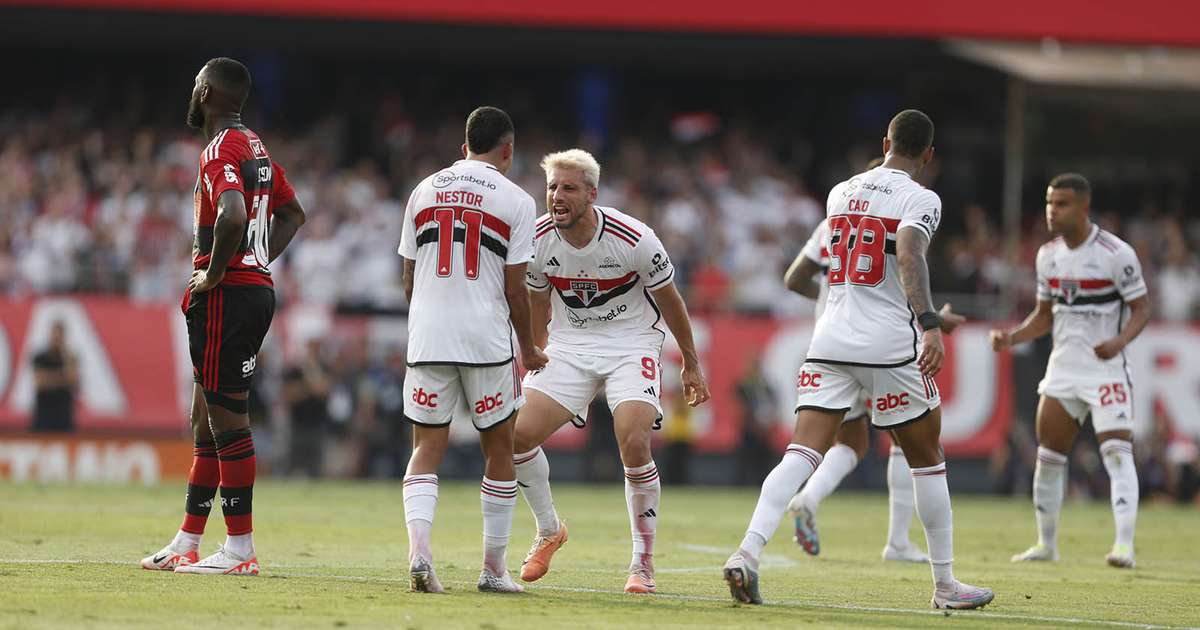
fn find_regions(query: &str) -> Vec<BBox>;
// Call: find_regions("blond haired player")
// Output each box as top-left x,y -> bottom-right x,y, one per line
991,173 -> 1150,568
512,148 -> 710,594
398,106 -> 548,594
722,110 -> 992,610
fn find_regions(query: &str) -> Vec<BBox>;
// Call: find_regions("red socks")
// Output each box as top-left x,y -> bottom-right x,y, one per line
181,440 -> 219,535
214,428 -> 256,536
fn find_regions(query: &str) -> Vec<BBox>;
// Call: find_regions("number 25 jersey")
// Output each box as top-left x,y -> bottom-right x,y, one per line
398,159 -> 537,367
806,166 -> 942,367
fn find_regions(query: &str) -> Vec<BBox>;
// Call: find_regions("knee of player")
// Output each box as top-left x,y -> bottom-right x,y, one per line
616,432 -> 653,464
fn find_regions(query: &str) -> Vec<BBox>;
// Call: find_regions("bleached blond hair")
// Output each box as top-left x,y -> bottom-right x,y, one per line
540,149 -> 601,188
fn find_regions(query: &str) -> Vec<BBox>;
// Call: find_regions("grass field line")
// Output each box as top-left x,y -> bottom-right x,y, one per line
3,558 -> 1194,629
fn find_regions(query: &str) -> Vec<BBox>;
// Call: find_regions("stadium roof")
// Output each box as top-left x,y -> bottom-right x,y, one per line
947,40 -> 1200,91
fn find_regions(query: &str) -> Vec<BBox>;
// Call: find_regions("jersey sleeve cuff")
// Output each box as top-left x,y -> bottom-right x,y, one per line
526,281 -> 550,291
645,269 -> 675,290
899,222 -> 933,240
1120,286 -> 1148,301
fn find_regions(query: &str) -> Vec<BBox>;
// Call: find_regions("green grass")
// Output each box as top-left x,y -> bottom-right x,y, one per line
1,480 -> 1197,629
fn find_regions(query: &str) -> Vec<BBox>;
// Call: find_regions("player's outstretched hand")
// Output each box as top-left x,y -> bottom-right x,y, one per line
188,269 -> 222,294
681,362 -> 710,407
1093,338 -> 1125,360
522,346 -> 549,372
918,329 -> 944,377
988,329 -> 1011,352
938,303 -> 966,333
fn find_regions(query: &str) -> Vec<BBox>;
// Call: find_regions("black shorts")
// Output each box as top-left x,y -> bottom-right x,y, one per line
185,285 -> 275,393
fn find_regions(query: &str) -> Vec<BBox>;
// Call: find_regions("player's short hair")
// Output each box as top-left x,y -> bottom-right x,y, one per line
465,106 -> 515,154
540,149 -> 601,188
887,109 -> 934,158
204,57 -> 251,107
1049,173 -> 1091,199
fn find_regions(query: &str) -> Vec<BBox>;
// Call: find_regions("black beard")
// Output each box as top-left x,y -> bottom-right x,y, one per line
186,99 -> 203,129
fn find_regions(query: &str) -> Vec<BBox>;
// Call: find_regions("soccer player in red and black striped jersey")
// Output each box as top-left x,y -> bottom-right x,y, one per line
141,57 -> 306,576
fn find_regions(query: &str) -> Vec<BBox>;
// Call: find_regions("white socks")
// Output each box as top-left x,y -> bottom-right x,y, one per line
739,444 -> 823,569
886,447 -> 917,550
624,461 -> 661,569
1033,446 -> 1067,549
481,477 -> 518,574
1099,440 -> 1138,549
912,462 -> 955,589
172,529 -> 201,552
514,447 -> 561,537
403,474 -> 439,563
793,443 -> 858,514
225,533 -> 254,557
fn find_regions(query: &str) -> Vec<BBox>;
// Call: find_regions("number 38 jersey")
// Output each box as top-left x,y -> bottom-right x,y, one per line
525,206 -> 674,357
806,166 -> 942,367
193,125 -> 296,287
398,159 -> 538,367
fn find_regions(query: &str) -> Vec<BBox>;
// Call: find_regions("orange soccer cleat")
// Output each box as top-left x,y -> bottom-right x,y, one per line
519,520 -> 568,582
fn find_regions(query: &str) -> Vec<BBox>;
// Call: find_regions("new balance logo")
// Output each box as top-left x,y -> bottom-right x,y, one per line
638,508 -> 657,519
643,387 -> 656,397
547,256 -> 561,266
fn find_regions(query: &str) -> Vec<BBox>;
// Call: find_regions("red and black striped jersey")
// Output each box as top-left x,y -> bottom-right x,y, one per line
192,125 -> 295,288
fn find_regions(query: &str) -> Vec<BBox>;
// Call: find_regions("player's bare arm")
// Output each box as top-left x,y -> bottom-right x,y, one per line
402,258 -> 416,304
1095,294 -> 1150,360
529,286 -> 552,349
896,226 -> 943,376
938,303 -> 965,333
190,189 -> 248,293
267,198 -> 306,263
783,253 -> 822,299
989,299 -> 1053,351
505,263 -> 549,371
649,282 -> 710,406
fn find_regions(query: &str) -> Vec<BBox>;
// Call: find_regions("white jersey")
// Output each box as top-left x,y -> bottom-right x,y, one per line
398,159 -> 537,366
806,166 -> 942,366
1036,225 -> 1147,375
526,206 -> 674,357
798,219 -> 831,318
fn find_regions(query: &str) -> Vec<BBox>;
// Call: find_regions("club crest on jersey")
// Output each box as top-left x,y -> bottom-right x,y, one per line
1060,279 -> 1080,304
570,279 -> 599,306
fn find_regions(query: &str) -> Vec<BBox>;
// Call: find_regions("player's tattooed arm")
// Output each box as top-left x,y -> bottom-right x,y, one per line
268,198 -> 306,263
650,282 -> 711,406
190,190 -> 247,293
896,226 -> 935,316
402,258 -> 415,304
783,253 -> 822,299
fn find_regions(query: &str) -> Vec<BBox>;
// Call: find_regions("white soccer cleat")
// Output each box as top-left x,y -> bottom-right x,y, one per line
410,556 -> 444,593
881,543 -> 929,563
1106,544 -> 1135,569
140,543 -> 199,571
477,568 -> 525,593
1010,543 -> 1059,563
932,581 -> 994,610
174,545 -> 259,575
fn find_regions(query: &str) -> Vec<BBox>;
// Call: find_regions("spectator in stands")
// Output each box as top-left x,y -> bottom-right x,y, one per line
31,321 -> 77,433
282,339 -> 332,477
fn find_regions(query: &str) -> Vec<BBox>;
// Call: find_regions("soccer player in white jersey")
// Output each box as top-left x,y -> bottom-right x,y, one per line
783,210 -> 963,563
990,174 -> 1150,568
723,110 -> 993,610
511,148 -> 711,594
397,106 -> 548,594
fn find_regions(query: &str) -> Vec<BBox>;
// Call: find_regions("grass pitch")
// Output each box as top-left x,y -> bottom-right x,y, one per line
1,480 -> 1197,628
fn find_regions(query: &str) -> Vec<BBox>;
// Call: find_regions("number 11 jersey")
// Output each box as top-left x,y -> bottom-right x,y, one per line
398,159 -> 537,367
806,166 -> 942,367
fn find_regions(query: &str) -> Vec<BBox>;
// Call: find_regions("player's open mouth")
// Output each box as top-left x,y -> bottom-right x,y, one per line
552,205 -> 570,219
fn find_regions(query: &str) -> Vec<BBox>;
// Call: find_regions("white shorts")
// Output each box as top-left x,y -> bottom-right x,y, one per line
523,348 -> 663,425
404,361 -> 524,431
795,361 -> 940,428
1038,368 -> 1134,434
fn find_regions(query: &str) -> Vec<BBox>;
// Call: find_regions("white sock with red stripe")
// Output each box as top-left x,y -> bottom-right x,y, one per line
739,444 -> 823,569
514,447 -> 561,537
794,443 -> 858,514
481,477 -> 518,574
403,474 -> 438,564
886,446 -> 917,549
912,462 -> 955,589
1099,439 -> 1138,549
1033,446 -> 1067,549
624,461 -> 660,570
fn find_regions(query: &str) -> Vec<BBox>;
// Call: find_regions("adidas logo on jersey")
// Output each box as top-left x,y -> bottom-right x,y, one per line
547,256 -> 560,266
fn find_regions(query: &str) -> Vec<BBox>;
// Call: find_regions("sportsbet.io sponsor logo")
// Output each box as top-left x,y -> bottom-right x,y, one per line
566,304 -> 628,328
432,170 -> 497,190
